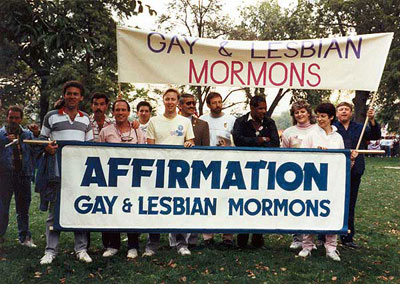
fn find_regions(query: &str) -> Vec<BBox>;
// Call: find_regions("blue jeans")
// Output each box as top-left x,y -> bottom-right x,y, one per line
0,174 -> 32,242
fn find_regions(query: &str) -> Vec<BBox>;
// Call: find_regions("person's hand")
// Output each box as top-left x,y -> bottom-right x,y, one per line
350,150 -> 359,160
45,142 -> 58,155
27,123 -> 40,137
7,134 -> 16,142
184,141 -> 194,148
131,120 -> 140,129
217,139 -> 226,147
317,146 -> 328,150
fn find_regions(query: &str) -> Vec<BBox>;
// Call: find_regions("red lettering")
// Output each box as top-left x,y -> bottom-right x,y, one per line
248,62 -> 267,85
231,61 -> 245,85
189,59 -> 208,84
307,63 -> 321,87
210,60 -> 229,84
269,62 -> 288,86
290,63 -> 305,87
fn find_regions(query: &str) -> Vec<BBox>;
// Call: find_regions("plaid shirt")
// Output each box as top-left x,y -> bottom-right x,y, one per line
89,114 -> 114,142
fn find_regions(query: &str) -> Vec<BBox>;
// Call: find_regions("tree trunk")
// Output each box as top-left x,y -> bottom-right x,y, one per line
352,90 -> 370,123
266,89 -> 289,118
38,70 -> 50,125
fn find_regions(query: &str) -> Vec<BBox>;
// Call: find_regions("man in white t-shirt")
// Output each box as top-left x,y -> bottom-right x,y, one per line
144,88 -> 195,257
199,92 -> 236,247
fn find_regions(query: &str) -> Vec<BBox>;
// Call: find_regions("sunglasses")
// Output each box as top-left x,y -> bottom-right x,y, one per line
185,101 -> 196,106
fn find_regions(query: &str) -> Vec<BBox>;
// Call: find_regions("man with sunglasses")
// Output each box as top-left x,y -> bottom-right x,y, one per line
98,99 -> 146,259
178,93 -> 210,248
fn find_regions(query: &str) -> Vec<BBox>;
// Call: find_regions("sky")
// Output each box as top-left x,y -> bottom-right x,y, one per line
116,0 -> 328,116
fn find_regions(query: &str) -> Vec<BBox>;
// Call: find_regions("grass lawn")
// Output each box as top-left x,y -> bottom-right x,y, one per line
0,157 -> 399,283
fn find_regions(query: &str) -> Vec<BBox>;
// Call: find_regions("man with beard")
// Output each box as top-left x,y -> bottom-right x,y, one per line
232,96 -> 280,248
0,106 -> 38,248
199,92 -> 236,248
38,81 -> 93,265
333,102 -> 380,248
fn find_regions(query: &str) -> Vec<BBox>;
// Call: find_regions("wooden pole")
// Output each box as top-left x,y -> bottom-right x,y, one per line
355,91 -> 378,150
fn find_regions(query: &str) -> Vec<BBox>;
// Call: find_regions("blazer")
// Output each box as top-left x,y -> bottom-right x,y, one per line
191,116 -> 210,146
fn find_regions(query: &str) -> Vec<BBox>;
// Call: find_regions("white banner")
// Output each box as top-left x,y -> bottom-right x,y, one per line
117,27 -> 392,91
56,143 -> 350,234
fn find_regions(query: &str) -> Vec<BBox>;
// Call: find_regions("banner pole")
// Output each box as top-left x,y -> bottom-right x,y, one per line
355,91 -> 378,151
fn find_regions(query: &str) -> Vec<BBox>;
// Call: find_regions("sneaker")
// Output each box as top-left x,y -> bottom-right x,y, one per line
326,250 -> 341,261
127,249 -> 138,259
177,247 -> 191,256
298,248 -> 311,258
102,248 -> 118,257
290,241 -> 303,250
142,248 -> 155,257
40,253 -> 55,265
312,244 -> 317,250
76,250 -> 92,263
21,237 -> 37,248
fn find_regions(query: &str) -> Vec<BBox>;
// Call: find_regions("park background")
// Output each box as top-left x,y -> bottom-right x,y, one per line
0,0 -> 399,283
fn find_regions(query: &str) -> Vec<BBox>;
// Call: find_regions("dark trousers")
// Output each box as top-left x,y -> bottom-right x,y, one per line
341,172 -> 362,243
237,233 -> 264,248
102,232 -> 140,250
0,174 -> 32,242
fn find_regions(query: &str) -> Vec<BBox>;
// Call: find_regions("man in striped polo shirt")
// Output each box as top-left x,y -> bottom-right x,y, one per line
39,81 -> 94,265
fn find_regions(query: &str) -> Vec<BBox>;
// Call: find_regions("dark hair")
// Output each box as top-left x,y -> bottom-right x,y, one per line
112,99 -> 130,112
250,96 -> 266,108
336,102 -> 353,111
290,100 -> 316,125
315,102 -> 336,124
179,93 -> 196,104
163,88 -> 180,100
62,80 -> 85,97
206,92 -> 222,104
7,105 -> 23,119
137,101 -> 152,112
91,93 -> 109,104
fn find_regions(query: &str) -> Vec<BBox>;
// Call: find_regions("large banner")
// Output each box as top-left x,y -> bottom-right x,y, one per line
117,27 -> 392,91
55,142 -> 350,234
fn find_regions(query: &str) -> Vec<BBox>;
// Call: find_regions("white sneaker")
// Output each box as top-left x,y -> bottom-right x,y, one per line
40,253 -> 55,265
76,250 -> 93,263
289,241 -> 302,250
102,248 -> 118,257
312,244 -> 317,250
127,249 -> 138,259
326,250 -> 341,261
177,247 -> 191,256
142,248 -> 155,257
298,248 -> 311,258
21,238 -> 37,248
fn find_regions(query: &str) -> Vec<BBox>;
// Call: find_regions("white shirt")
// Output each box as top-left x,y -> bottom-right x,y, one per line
302,125 -> 344,150
199,113 -> 236,146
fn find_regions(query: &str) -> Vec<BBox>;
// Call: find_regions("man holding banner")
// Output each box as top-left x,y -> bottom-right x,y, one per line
334,102 -> 381,248
144,88 -> 195,256
232,96 -> 280,248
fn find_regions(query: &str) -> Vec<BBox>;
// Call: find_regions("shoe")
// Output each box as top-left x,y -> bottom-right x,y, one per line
251,234 -> 264,248
177,247 -> 191,256
298,249 -> 311,258
127,249 -> 138,259
203,239 -> 215,247
237,234 -> 249,248
342,241 -> 360,249
221,239 -> 234,249
142,248 -> 155,257
312,244 -> 317,250
76,250 -> 92,263
290,241 -> 303,250
326,250 -> 341,261
20,237 -> 37,248
40,253 -> 55,265
102,248 -> 118,257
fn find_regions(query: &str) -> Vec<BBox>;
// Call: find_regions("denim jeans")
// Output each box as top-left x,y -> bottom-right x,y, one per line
0,174 -> 32,242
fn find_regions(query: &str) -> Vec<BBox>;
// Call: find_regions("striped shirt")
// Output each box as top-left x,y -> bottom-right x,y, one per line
40,108 -> 93,142
89,114 -> 114,142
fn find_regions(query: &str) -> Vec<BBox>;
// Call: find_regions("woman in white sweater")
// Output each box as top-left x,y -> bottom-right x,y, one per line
299,102 -> 344,262
282,101 -> 318,250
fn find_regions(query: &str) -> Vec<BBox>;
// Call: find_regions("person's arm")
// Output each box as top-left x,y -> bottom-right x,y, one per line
232,117 -> 259,146
262,119 -> 280,148
364,108 -> 381,141
202,122 -> 210,146
147,138 -> 155,144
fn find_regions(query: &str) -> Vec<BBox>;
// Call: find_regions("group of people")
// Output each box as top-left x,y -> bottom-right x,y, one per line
0,80 -> 380,265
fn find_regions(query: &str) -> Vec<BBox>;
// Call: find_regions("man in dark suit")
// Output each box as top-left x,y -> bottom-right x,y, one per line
232,95 -> 280,248
178,93 -> 210,247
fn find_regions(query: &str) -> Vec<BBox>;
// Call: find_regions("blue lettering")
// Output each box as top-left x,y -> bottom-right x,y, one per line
222,161 -> 246,189
131,158 -> 154,187
81,157 -> 107,187
168,160 -> 190,188
303,163 -> 328,191
191,160 -> 221,189
108,158 -> 130,187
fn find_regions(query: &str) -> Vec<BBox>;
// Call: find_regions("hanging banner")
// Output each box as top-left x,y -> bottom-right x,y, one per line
117,27 -> 393,91
55,142 -> 350,234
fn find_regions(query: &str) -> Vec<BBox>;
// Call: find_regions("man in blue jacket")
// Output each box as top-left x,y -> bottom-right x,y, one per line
334,102 -> 381,248
0,106 -> 38,248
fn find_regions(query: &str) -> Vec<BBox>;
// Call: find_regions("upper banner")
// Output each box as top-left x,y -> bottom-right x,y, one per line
117,27 -> 393,91
55,142 -> 350,234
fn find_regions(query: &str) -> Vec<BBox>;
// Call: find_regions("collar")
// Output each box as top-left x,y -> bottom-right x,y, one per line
247,112 -> 263,123
58,107 -> 84,117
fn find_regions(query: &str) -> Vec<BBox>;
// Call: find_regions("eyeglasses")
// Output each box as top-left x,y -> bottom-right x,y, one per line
115,124 -> 138,143
185,101 -> 196,106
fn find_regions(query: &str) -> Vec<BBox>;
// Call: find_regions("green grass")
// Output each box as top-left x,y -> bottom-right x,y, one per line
0,157 -> 399,283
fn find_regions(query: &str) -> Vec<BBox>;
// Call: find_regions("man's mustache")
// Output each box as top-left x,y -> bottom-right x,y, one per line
95,109 -> 103,113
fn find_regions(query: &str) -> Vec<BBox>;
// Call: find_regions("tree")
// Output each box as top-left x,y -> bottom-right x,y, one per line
315,0 -> 400,129
0,0 -> 156,123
